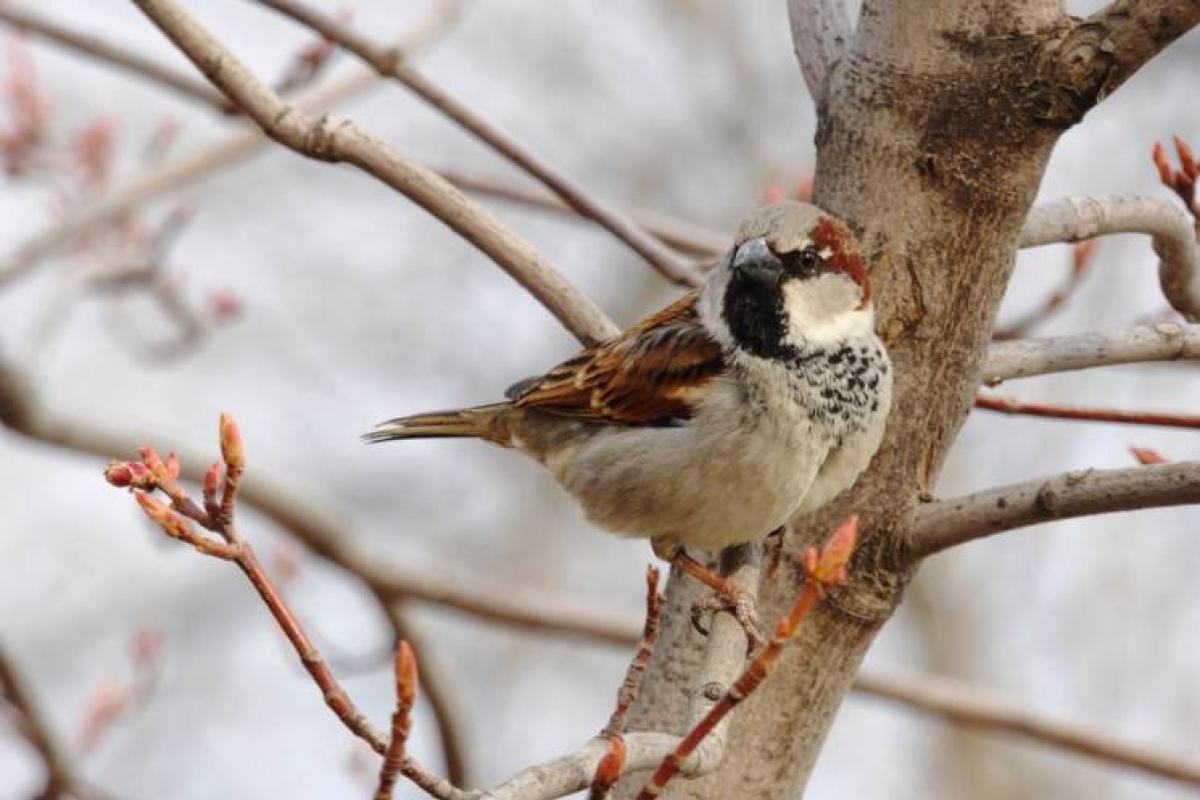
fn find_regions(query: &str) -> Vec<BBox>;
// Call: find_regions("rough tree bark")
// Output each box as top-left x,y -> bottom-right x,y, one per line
619,2 -> 1200,798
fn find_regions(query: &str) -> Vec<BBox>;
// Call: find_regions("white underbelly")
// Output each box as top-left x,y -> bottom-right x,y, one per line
559,414 -> 826,551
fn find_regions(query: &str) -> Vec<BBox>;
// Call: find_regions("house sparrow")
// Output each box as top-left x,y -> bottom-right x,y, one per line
368,201 -> 892,646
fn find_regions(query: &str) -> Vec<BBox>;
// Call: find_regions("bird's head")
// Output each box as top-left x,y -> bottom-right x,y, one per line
703,202 -> 873,360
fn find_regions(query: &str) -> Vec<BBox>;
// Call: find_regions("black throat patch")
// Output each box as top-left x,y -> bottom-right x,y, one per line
722,273 -> 797,361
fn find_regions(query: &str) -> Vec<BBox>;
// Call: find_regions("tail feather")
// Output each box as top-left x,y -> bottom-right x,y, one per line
364,402 -> 512,446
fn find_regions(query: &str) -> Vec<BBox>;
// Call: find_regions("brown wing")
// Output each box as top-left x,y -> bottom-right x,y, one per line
512,290 -> 725,425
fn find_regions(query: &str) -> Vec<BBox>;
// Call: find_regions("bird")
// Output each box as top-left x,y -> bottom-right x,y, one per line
366,201 -> 892,648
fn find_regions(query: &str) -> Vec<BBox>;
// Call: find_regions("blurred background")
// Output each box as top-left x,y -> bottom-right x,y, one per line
0,1 -> 1197,798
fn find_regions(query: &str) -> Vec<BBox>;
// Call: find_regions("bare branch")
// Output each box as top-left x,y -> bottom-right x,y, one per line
0,647 -> 78,799
993,240 -> 1096,340
908,461 -> 1200,558
975,393 -> 1200,430
437,168 -> 730,259
1020,195 -> 1200,321
855,671 -> 1200,790
248,0 -> 701,287
15,394 -> 1200,794
787,0 -> 852,99
0,2 -> 459,288
982,323 -> 1200,385
382,604 -> 469,787
104,423 -> 469,800
0,4 -> 226,108
1052,0 -> 1200,111
130,0 -> 616,345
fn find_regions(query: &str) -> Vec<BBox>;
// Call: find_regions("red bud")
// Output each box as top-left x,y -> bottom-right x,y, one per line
164,452 -> 180,480
104,462 -> 134,487
1174,136 -> 1196,177
138,446 -> 169,483
203,462 -> 221,502
1129,446 -> 1168,465
1152,141 -> 1174,187
135,493 -> 191,540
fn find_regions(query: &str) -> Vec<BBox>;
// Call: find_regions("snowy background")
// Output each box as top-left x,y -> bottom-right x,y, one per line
1,1 -> 1198,798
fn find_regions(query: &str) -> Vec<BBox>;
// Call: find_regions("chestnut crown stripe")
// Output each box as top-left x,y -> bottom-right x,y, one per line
809,217 -> 870,307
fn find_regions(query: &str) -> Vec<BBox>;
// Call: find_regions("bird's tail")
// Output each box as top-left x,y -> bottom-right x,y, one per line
364,402 -> 513,446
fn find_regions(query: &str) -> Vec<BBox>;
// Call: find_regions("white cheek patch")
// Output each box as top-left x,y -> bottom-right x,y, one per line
780,274 -> 872,347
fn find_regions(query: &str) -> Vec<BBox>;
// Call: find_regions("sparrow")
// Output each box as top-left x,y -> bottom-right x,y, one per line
367,201 -> 892,647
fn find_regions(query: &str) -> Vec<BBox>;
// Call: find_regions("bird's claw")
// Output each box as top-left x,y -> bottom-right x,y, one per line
690,586 -> 766,657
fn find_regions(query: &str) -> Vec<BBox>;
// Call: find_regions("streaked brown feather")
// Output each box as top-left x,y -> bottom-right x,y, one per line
513,290 -> 724,425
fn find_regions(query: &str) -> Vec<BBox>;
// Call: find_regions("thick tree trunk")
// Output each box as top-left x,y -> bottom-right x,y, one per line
616,2 -> 1167,797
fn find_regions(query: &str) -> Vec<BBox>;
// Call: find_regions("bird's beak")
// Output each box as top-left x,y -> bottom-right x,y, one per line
731,238 -> 782,286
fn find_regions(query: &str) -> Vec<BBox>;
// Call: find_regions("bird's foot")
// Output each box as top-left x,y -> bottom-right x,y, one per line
689,582 -> 766,656
652,539 -> 765,655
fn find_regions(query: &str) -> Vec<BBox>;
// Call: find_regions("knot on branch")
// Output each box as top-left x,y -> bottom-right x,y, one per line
304,113 -> 346,162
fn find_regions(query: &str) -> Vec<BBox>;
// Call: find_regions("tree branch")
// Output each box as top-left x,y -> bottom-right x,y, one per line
0,646 -> 78,799
0,1 -> 459,288
974,393 -> 1200,430
1020,195 -> 1200,321
104,422 -> 469,800
10,390 -> 1200,794
130,0 -> 616,345
855,670 -> 1200,789
436,168 -> 730,259
787,0 -> 852,99
0,4 -> 226,108
982,323 -> 1200,385
250,0 -> 702,287
908,461 -> 1200,558
1052,0 -> 1200,111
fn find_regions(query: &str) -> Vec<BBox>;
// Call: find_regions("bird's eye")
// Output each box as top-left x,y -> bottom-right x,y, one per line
783,248 -> 824,276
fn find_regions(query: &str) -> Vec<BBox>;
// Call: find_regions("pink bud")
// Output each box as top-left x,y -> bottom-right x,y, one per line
218,413 -> 244,471
203,462 -> 221,501
135,493 -> 190,540
1174,136 -> 1196,177
104,462 -> 134,487
165,452 -> 180,480
138,446 -> 169,482
1152,141 -> 1174,187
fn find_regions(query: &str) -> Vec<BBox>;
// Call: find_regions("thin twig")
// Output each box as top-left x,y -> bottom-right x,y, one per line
590,566 -> 663,800
250,0 -> 703,287
375,641 -> 419,800
975,394 -> 1200,430
382,602 -> 469,787
0,4 -> 226,108
0,646 -> 75,799
437,167 -> 730,258
854,671 -> 1200,789
993,241 -> 1096,340
0,2 -> 461,288
908,461 -> 1200,558
131,0 -> 616,345
103,417 -> 467,800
